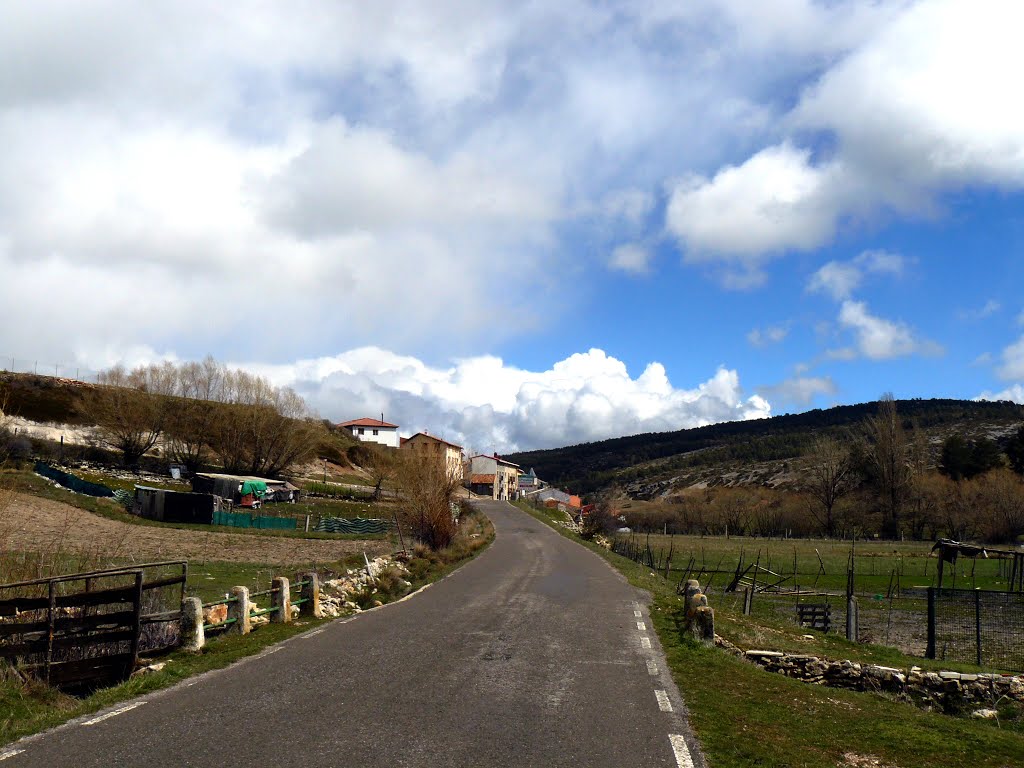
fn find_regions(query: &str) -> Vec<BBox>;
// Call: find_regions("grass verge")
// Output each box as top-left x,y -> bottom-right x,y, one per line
0,507 -> 494,748
514,501 -> 1024,768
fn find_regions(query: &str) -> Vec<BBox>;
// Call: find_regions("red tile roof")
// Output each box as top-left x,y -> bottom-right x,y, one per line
402,432 -> 463,450
338,417 -> 399,429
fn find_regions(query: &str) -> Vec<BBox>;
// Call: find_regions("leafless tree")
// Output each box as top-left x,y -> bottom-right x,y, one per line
394,450 -> 460,549
860,394 -> 915,538
804,436 -> 856,538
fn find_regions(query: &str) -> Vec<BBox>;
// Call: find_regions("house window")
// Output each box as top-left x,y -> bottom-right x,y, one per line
358,428 -> 365,435
372,429 -> 379,436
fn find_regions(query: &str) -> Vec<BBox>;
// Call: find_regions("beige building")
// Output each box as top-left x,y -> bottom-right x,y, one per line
468,454 -> 521,500
400,432 -> 464,483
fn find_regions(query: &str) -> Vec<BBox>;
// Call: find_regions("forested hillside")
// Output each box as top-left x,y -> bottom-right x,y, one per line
507,399 -> 1024,494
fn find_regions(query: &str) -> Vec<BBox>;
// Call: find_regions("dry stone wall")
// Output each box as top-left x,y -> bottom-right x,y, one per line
715,636 -> 1024,715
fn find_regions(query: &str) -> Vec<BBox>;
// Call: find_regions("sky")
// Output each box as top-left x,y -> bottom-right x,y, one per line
2,1 -> 1024,454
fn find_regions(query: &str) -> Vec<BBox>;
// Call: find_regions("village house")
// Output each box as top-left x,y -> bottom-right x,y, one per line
536,487 -> 582,513
400,432 -> 464,483
517,467 -> 542,493
337,417 -> 400,449
467,454 -> 521,500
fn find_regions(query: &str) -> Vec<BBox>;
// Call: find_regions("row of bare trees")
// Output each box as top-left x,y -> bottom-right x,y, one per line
86,358 -> 318,475
619,395 -> 1024,543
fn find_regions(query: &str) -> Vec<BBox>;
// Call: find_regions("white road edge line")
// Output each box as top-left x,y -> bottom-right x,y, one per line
301,629 -> 325,638
669,734 -> 695,768
636,621 -> 646,631
646,659 -> 658,675
655,689 -> 673,712
634,610 -> 643,618
0,749 -> 25,761
640,636 -> 652,649
81,702 -> 145,726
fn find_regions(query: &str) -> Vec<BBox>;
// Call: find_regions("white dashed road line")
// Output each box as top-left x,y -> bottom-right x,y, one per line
634,610 -> 643,618
81,702 -> 145,726
655,689 -> 673,712
640,636 -> 652,649
646,659 -> 658,675
636,621 -> 646,631
669,734 -> 695,768
0,749 -> 24,761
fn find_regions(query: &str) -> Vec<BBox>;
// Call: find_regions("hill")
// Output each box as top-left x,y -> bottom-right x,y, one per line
506,398 -> 1024,496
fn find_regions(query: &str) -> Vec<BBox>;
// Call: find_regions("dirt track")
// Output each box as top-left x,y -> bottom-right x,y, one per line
2,492 -> 391,566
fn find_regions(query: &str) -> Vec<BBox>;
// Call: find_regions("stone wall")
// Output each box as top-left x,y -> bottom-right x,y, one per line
715,636 -> 1024,715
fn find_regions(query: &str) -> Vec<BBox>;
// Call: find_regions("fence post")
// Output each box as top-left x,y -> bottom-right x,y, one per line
228,586 -> 251,635
926,587 -> 936,659
180,597 -> 205,652
742,587 -> 753,616
974,588 -> 982,667
127,571 -> 144,676
846,596 -> 858,642
45,580 -> 55,686
299,572 -> 320,618
271,577 -> 291,623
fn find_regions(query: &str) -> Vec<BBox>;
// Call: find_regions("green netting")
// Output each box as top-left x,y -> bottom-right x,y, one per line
34,462 -> 114,498
213,509 -> 295,530
314,517 -> 389,535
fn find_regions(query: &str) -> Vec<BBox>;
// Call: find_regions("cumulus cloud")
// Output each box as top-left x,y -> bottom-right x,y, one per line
245,347 -> 770,452
977,384 -> 1024,404
807,249 -> 905,300
747,325 -> 788,347
666,143 -> 842,263
835,300 -> 941,361
665,1 -> 1024,266
997,335 -> 1024,381
609,243 -> 651,274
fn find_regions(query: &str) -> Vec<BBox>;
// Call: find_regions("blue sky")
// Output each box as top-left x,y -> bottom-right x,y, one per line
1,1 -> 1023,452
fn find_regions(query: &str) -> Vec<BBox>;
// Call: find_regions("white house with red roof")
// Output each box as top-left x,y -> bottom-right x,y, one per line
337,417 -> 400,448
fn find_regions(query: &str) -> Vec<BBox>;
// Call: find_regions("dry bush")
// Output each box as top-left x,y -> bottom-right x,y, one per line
394,452 -> 460,550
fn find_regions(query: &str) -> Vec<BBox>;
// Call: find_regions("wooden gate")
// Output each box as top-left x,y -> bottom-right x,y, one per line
796,603 -> 831,633
0,561 -> 186,689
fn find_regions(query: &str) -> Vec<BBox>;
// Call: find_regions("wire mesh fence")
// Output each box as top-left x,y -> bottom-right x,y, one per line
928,588 -> 1024,671
1,355 -> 102,383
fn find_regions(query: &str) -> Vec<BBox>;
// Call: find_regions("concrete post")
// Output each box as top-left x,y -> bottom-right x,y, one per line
300,572 -> 321,618
271,577 -> 291,623
180,597 -> 204,652
683,579 -> 715,646
228,586 -> 251,635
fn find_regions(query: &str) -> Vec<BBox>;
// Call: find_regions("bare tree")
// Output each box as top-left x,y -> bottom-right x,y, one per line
860,394 -> 915,539
364,445 -> 398,501
804,436 -> 855,538
394,450 -> 460,549
84,380 -> 166,466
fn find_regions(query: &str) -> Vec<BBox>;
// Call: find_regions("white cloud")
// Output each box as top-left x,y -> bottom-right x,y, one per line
997,335 -> 1024,381
835,300 -> 941,361
747,325 -> 789,347
759,375 -> 836,406
609,243 -> 651,274
807,261 -> 862,301
246,346 -> 771,452
665,1 -> 1024,265
977,384 -> 1024,404
807,249 -> 906,300
666,143 -> 842,263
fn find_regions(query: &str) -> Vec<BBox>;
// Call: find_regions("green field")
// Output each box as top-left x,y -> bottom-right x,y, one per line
621,533 -> 1010,594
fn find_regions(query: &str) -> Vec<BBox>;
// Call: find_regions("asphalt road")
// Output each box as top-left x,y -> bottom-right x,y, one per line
5,501 -> 704,767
